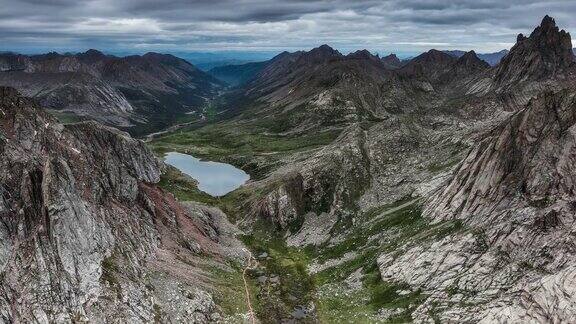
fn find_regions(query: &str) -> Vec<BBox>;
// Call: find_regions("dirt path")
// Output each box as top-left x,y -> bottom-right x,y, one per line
242,248 -> 258,324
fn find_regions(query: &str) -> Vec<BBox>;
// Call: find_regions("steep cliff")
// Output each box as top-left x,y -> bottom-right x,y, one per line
494,15 -> 574,86
0,87 -> 244,323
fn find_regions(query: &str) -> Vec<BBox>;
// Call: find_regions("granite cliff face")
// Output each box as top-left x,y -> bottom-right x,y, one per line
0,87 -> 243,323
0,50 -> 224,133
377,18 -> 576,322
379,90 -> 576,323
494,15 -> 574,86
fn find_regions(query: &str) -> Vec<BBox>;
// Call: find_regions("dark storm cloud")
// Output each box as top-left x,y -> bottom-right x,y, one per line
0,0 -> 575,54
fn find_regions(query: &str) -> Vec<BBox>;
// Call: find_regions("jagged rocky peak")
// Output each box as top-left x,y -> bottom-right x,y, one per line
456,50 -> 490,69
347,49 -> 379,60
428,89 -> 576,220
381,53 -> 401,65
530,15 -> 572,48
301,44 -> 343,62
414,49 -> 456,64
495,15 -> 574,84
399,48 -> 458,81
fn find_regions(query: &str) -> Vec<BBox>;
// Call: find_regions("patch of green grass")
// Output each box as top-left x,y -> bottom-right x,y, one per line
47,110 -> 86,124
363,262 -> 427,319
360,196 -> 416,221
151,123 -> 340,155
427,159 -> 460,173
204,102 -> 218,121
316,259 -> 428,323
314,201 -> 424,265
148,121 -> 341,179
157,165 -> 218,205
100,255 -> 122,298
208,264 -> 260,320
316,288 -> 376,323
153,304 -> 163,323
100,256 -> 119,286
431,219 -> 464,240
315,248 -> 379,286
241,224 -> 316,323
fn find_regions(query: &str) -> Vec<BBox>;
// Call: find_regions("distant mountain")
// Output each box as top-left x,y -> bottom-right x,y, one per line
399,49 -> 459,82
0,50 -> 224,135
236,43 -> 493,135
196,59 -> 253,71
478,50 -> 510,66
381,53 -> 403,69
444,49 -> 510,66
172,51 -> 276,71
209,61 -> 268,86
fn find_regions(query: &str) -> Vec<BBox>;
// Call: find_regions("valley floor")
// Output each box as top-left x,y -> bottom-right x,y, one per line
148,119 -> 464,323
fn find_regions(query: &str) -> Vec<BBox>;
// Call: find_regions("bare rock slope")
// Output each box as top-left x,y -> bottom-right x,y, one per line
0,87 -> 243,323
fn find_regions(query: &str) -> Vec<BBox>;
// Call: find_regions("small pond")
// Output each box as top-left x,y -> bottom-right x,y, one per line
164,152 -> 249,197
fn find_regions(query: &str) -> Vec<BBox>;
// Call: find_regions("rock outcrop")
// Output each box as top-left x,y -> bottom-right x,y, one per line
428,90 -> 576,220
495,15 -> 574,85
399,49 -> 458,81
381,54 -> 403,69
390,90 -> 576,323
0,87 -> 243,323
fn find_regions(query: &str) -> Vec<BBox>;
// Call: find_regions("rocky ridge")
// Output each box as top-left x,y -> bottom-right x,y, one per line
0,50 -> 224,132
380,54 -> 403,69
494,15 -> 575,86
0,87 -> 244,323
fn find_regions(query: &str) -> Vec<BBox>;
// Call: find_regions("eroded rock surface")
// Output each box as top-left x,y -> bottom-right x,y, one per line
0,87 -> 243,323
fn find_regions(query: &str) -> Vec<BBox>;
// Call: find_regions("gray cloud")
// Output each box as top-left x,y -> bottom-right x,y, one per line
0,0 -> 575,56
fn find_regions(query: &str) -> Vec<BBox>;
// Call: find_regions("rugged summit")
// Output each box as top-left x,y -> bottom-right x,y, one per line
399,49 -> 458,81
456,51 -> 490,70
0,50 -> 224,132
444,49 -> 510,66
381,53 -> 403,69
0,87 -> 244,322
416,91 -> 576,323
495,15 -> 574,85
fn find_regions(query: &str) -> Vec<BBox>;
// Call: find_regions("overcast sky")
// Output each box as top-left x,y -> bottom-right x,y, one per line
1,0 -> 575,56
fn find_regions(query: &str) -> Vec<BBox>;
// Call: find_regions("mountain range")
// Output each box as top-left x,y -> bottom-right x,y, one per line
0,50 -> 224,135
2,14 -> 576,323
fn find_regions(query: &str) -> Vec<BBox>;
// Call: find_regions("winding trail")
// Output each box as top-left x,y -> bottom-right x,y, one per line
242,248 -> 259,324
